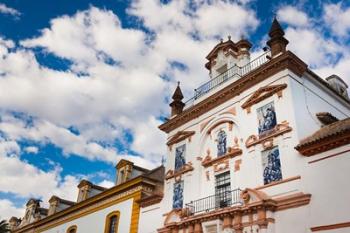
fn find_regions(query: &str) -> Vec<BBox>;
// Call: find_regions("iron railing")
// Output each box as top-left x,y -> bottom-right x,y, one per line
184,51 -> 271,108
185,189 -> 242,215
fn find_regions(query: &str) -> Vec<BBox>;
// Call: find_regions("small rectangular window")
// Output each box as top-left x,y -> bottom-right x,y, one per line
215,172 -> 231,208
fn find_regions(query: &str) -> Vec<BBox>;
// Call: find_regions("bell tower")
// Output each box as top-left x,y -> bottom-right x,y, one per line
205,37 -> 252,79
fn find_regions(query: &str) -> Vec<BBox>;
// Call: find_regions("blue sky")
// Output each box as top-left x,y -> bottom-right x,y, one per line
0,0 -> 350,220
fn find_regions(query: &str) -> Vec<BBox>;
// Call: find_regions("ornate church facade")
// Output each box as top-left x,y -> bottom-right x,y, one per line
154,18 -> 350,233
9,19 -> 350,233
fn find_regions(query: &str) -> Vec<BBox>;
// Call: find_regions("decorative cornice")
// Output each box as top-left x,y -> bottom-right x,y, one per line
202,148 -> 242,167
139,193 -> 163,208
274,192 -> 311,211
311,221 -> 350,232
159,51 -> 307,133
241,84 -> 287,110
245,121 -> 292,148
295,130 -> 350,156
167,131 -> 195,146
165,163 -> 194,180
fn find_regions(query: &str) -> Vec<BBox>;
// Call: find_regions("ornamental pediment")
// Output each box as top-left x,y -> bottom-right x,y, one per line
167,131 -> 195,147
241,84 -> 287,112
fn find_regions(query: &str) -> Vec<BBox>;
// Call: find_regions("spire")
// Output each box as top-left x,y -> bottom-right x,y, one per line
267,17 -> 289,57
172,81 -> 184,101
269,17 -> 284,37
170,82 -> 185,117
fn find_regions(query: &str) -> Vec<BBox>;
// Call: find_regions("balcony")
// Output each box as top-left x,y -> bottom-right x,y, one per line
184,51 -> 271,109
185,189 -> 242,215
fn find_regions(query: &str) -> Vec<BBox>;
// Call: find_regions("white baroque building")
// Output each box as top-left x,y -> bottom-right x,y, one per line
155,18 -> 350,233
8,18 -> 350,233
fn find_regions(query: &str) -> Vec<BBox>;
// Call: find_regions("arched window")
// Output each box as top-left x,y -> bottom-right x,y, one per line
66,225 -> 77,233
104,211 -> 120,233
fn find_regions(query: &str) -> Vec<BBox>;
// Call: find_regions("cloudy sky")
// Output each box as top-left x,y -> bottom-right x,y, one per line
0,0 -> 349,220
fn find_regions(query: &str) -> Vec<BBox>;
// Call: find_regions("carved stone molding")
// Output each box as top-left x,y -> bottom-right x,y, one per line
167,131 -> 195,147
165,163 -> 194,180
219,107 -> 236,116
207,120 -> 234,135
245,121 -> 292,148
241,84 -> 287,112
234,159 -> 242,172
200,117 -> 214,133
202,148 -> 242,168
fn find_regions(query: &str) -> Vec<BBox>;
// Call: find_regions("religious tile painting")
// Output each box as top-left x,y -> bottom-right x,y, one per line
257,102 -> 277,134
173,181 -> 184,209
174,144 -> 186,171
217,130 -> 227,156
262,146 -> 282,185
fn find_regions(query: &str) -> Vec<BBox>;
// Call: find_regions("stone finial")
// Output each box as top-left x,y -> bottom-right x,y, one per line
267,17 -> 289,57
170,82 -> 185,117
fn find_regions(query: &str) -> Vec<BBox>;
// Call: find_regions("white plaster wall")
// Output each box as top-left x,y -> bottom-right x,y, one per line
303,145 -> 350,229
274,206 -> 309,233
289,72 -> 350,140
41,199 -> 133,233
139,203 -> 162,233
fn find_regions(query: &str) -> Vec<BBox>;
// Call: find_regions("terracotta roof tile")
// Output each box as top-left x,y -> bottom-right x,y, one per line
296,117 -> 350,149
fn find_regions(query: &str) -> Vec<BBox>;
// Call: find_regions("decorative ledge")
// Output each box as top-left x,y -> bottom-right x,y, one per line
165,163 -> 194,180
245,121 -> 292,148
201,148 -> 242,168
167,131 -> 195,147
255,175 -> 301,190
241,84 -> 287,113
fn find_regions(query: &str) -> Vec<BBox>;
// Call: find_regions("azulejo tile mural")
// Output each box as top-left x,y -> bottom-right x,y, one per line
262,146 -> 282,185
217,130 -> 227,156
175,144 -> 186,171
173,181 -> 184,209
257,101 -> 277,134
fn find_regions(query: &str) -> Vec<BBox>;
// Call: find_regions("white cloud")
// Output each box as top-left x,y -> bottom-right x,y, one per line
0,2 -> 263,216
0,3 -> 260,170
98,180 -> 115,188
285,27 -> 342,67
277,6 -> 309,27
0,199 -> 24,220
323,3 -> 350,38
24,146 -> 39,154
273,3 -> 350,93
314,56 -> 350,85
194,1 -> 258,39
0,154 -> 76,201
0,113 -> 155,167
0,3 -> 21,17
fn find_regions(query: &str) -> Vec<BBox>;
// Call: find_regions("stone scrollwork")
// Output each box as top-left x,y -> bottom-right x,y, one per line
165,162 -> 194,180
245,121 -> 292,148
